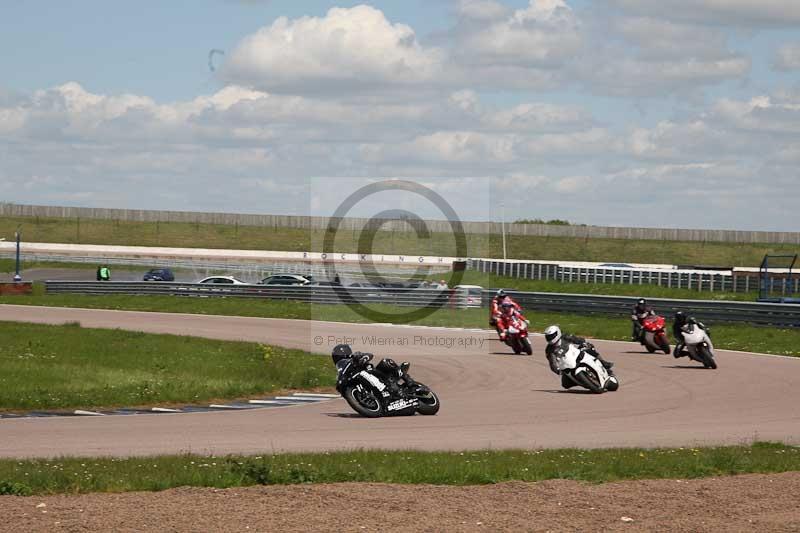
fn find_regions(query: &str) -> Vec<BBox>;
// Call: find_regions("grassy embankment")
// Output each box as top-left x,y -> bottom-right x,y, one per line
2,289 -> 798,356
0,442 -> 798,495
2,214 -> 796,267
0,321 -> 335,412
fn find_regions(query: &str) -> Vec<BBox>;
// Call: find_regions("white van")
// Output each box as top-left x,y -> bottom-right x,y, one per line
454,285 -> 484,308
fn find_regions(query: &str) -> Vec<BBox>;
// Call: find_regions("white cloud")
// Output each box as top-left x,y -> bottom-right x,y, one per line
713,95 -> 800,133
580,54 -> 749,97
553,175 -> 590,192
613,17 -> 733,60
457,0 -> 582,68
774,43 -> 800,71
215,3 -> 756,98
456,0 -> 510,20
607,0 -> 800,27
222,5 -> 446,93
575,12 -> 750,96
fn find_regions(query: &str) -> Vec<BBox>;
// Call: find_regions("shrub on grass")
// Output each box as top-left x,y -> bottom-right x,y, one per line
0,481 -> 32,496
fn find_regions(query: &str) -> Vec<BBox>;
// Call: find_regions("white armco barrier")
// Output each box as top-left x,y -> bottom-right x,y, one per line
0,242 -> 462,267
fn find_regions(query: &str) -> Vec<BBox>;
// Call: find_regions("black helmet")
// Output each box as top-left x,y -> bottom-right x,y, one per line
637,298 -> 646,306
674,311 -> 686,322
331,344 -> 353,364
687,316 -> 697,325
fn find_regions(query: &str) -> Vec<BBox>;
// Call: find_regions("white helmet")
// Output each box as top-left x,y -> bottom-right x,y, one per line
544,325 -> 562,346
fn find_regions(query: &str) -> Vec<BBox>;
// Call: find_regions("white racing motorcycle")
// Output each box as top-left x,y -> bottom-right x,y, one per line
681,324 -> 718,369
554,344 -> 620,394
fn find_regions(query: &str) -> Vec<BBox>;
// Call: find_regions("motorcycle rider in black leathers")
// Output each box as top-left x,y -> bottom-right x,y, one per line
544,326 -> 614,389
631,298 -> 654,342
331,344 -> 403,396
672,313 -> 710,359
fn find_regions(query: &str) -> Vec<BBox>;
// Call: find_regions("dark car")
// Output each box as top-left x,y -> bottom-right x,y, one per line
143,268 -> 175,281
260,274 -> 312,286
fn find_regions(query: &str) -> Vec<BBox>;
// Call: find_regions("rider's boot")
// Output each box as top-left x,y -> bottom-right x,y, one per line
598,357 -> 614,370
673,343 -> 686,359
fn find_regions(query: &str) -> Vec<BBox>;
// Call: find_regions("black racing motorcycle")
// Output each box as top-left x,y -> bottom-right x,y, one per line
335,352 -> 440,418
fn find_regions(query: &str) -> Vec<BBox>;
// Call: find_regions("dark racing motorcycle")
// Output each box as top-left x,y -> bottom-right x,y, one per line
335,352 -> 441,418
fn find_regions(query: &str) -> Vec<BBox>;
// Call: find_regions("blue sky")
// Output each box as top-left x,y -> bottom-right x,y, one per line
1,0 -> 799,230
2,1 -> 460,102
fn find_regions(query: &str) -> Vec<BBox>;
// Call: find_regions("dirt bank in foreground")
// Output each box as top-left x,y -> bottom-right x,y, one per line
1,472 -> 798,532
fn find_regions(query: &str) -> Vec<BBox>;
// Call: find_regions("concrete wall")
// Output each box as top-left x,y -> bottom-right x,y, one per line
2,202 -> 798,244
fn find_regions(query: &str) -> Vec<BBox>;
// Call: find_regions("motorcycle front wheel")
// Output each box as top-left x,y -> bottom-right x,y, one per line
642,337 -> 657,353
657,335 -> 671,354
522,337 -> 533,355
413,382 -> 441,416
699,346 -> 718,370
571,368 -> 605,394
511,338 -> 522,355
343,385 -> 384,418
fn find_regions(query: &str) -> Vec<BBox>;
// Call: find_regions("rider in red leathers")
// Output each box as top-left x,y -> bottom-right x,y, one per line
496,301 -> 528,343
490,289 -> 522,334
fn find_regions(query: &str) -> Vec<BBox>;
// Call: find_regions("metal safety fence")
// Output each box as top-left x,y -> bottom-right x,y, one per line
468,259 -> 799,295
44,281 -> 468,308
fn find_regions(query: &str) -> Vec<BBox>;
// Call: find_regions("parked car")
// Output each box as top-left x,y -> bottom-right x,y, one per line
348,282 -> 382,297
260,274 -> 311,286
143,268 -> 175,281
307,280 -> 342,287
197,276 -> 248,285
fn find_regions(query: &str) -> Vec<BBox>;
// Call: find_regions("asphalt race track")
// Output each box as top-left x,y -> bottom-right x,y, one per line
1,304 -> 799,458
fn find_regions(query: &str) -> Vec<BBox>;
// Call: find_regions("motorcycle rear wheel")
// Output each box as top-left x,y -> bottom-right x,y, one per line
413,382 -> 440,415
343,386 -> 384,418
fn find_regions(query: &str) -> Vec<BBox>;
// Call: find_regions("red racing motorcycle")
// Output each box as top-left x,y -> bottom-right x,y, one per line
640,314 -> 671,354
504,314 -> 533,355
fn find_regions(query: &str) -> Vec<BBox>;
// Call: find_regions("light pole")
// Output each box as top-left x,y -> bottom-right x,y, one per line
501,202 -> 507,261
13,225 -> 22,282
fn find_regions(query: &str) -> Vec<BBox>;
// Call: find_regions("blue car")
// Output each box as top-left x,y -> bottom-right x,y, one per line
143,268 -> 175,281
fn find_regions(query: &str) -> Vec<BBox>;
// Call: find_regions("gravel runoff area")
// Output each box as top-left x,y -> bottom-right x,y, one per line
1,472 -> 799,532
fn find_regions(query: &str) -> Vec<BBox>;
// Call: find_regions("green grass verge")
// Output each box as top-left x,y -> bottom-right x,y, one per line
0,443 -> 797,495
0,258 -> 100,273
441,271 -> 756,301
3,214 -> 797,267
0,321 -> 335,411
1,291 -> 799,356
